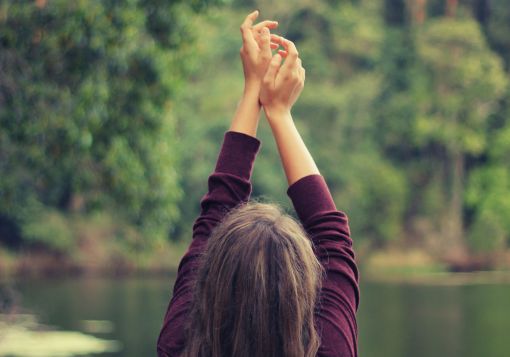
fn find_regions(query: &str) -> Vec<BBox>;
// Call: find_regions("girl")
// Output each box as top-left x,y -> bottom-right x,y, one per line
157,11 -> 359,357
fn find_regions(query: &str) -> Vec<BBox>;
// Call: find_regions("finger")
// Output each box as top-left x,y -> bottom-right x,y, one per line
254,24 -> 278,48
280,39 -> 299,76
269,35 -> 287,55
270,34 -> 284,45
270,35 -> 297,53
255,30 -> 264,48
263,54 -> 283,87
255,32 -> 273,51
242,10 -> 259,28
240,11 -> 259,50
253,20 -> 278,32
260,27 -> 271,58
281,39 -> 298,64
296,58 -> 304,80
290,57 -> 302,79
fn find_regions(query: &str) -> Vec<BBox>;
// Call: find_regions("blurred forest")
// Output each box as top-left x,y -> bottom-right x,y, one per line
1,0 -> 510,275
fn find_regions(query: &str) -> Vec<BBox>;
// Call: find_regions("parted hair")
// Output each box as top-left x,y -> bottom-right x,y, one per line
183,202 -> 323,357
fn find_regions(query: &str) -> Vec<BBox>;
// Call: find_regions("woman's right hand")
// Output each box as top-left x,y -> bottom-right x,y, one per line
259,36 -> 305,122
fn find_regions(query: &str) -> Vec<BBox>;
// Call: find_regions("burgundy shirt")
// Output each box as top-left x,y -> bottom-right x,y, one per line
157,131 -> 359,356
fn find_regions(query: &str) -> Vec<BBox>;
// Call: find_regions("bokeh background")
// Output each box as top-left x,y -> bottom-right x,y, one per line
1,0 -> 510,356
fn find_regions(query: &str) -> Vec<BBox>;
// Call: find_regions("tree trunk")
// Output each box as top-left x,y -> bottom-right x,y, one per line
384,0 -> 407,26
413,0 -> 428,24
442,148 -> 468,264
472,0 -> 490,26
445,0 -> 458,17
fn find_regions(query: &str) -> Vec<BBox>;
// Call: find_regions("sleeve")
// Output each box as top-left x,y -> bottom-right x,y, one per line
287,174 -> 360,357
157,131 -> 261,356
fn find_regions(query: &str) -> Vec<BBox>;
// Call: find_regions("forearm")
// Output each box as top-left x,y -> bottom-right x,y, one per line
229,84 -> 261,137
268,111 -> 320,185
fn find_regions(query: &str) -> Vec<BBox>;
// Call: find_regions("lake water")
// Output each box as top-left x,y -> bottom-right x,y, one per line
2,276 -> 510,357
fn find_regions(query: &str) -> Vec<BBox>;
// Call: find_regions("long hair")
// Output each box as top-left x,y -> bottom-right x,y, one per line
183,202 -> 323,357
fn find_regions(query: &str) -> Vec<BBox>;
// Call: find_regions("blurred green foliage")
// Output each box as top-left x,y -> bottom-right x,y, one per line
1,0 -> 510,265
0,0 -> 217,249
172,0 -> 510,262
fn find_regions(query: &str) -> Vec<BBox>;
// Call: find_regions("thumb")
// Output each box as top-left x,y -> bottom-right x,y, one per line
263,53 -> 282,87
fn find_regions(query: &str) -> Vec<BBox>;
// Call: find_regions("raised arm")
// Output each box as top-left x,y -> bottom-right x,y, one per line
191,11 -> 279,240
260,37 -> 360,357
259,37 -> 319,185
158,12 -> 278,356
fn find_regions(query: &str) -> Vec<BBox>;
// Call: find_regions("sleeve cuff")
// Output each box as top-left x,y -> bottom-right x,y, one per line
287,175 -> 337,222
214,131 -> 261,180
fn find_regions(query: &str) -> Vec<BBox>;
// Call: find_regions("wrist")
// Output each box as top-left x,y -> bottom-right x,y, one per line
229,85 -> 262,137
240,88 -> 262,113
244,80 -> 261,95
264,106 -> 292,126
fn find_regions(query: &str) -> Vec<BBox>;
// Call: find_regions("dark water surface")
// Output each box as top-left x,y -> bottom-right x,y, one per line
6,277 -> 510,357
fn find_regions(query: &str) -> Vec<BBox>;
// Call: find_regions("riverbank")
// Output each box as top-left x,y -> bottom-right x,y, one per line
3,242 -> 510,282
0,212 -> 193,279
0,241 -> 188,279
359,248 -> 510,286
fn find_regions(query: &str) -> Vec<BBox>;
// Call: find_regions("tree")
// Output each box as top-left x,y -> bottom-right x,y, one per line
471,0 -> 510,70
0,0 -> 217,249
377,0 -> 508,263
465,85 -> 510,253
412,17 -> 507,259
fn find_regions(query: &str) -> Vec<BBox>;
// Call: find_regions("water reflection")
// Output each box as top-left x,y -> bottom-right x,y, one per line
358,281 -> 510,357
1,278 -> 173,357
81,320 -> 115,334
0,314 -> 119,356
1,275 -> 509,357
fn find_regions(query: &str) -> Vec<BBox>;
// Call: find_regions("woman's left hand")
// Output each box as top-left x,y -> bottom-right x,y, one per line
239,11 -> 279,91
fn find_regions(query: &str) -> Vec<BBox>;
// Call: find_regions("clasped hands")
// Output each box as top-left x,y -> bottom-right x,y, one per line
239,11 -> 305,122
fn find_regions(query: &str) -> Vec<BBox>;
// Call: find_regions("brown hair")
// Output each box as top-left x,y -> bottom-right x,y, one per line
183,202 -> 323,357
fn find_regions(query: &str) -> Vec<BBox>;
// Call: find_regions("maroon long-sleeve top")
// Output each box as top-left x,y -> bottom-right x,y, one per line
157,131 -> 359,356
